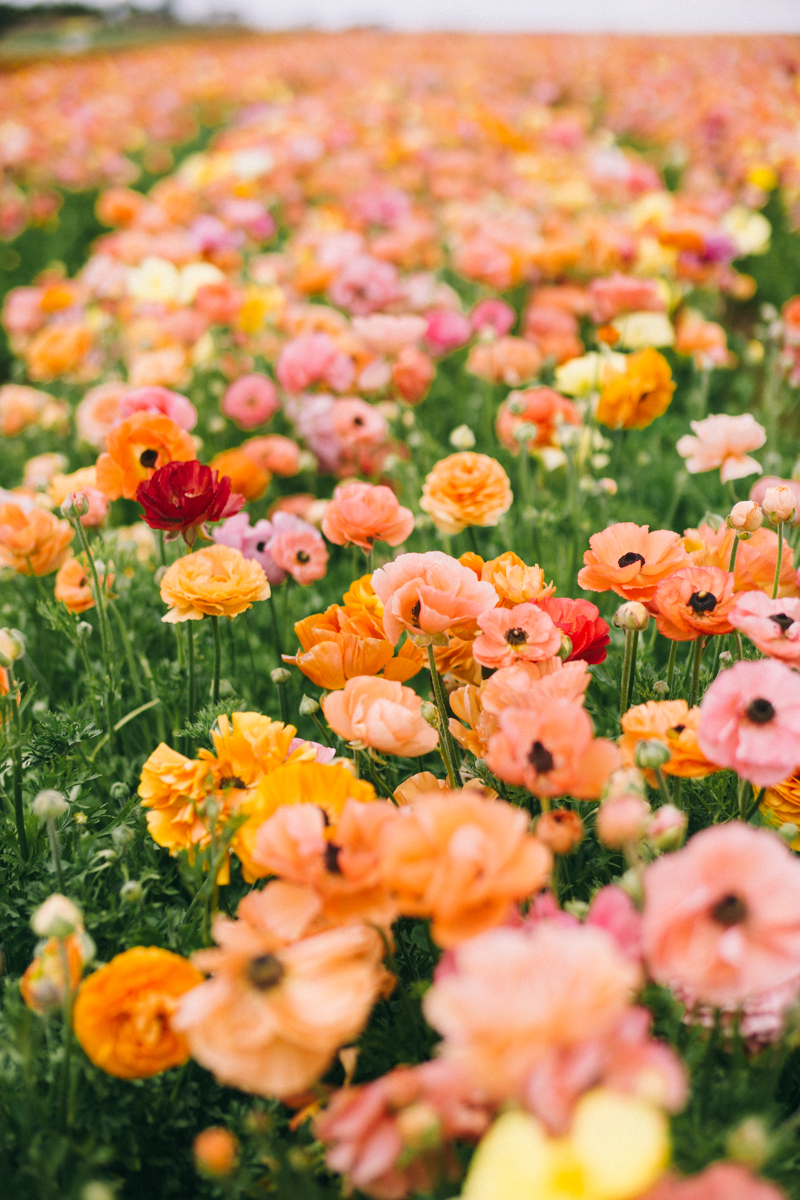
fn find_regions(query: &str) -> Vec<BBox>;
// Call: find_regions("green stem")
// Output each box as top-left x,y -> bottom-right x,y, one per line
73,520 -> 115,742
311,712 -> 335,747
666,638 -> 678,695
427,643 -> 457,790
267,591 -> 283,661
727,533 -> 740,576
211,616 -> 221,705
619,628 -> 638,717
467,525 -> 480,556
57,937 -> 74,1132
689,637 -> 705,708
109,602 -> 143,705
276,677 -> 288,724
186,618 -> 195,726
738,776 -> 751,821
7,666 -> 27,860
47,816 -> 65,892
654,767 -> 672,808
773,522 -> 784,600
672,777 -> 682,809
734,631 -> 744,661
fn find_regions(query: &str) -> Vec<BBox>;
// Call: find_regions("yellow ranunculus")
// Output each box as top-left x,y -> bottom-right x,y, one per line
461,1089 -> 669,1200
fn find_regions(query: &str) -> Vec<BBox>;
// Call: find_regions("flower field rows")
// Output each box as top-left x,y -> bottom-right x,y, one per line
4,28 -> 800,1200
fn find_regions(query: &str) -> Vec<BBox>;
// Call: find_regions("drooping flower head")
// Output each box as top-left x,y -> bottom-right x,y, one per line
136,460 -> 244,546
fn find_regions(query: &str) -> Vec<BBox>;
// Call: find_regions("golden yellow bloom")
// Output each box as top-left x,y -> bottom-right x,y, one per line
595,348 -> 675,431
160,544 -> 270,622
763,773 -> 800,849
73,947 -> 203,1079
620,701 -> 719,780
198,712 -> 307,789
420,452 -> 513,535
342,573 -> 384,620
481,551 -> 556,608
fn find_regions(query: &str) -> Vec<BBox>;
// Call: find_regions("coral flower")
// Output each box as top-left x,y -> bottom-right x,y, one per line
653,565 -> 736,641
72,947 -> 203,1079
0,502 -> 73,576
677,414 -> 766,483
485,699 -> 620,800
590,274 -> 666,323
159,544 -> 270,623
536,596 -> 610,664
208,447 -> 269,502
644,1163 -> 786,1200
322,677 -> 439,756
578,522 -> 689,605
495,386 -> 581,456
55,554 -> 114,614
466,336 -> 542,387
379,790 -> 552,947
472,603 -> 562,669
119,385 -> 198,431
682,523 -> 797,598
241,434 -> 301,477
221,373 -> 280,430
21,934 -> 85,1015
730,593 -> 800,662
478,551 -> 556,607
595,348 -> 675,430
392,344 -> 435,404
620,701 -> 717,779
420,452 -> 512,535
268,516 -> 329,585
96,412 -> 195,501
697,659 -> 800,786
674,309 -> 732,368
173,883 -> 389,1097
372,551 -> 498,645
322,481 -> 414,553
136,460 -> 244,546
642,822 -> 800,1008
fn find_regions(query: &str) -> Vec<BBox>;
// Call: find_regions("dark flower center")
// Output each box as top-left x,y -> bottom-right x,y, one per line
710,893 -> 748,927
247,954 -> 284,991
528,740 -> 554,774
671,724 -> 686,734
296,550 -> 310,563
745,698 -> 775,725
618,552 -> 645,569
218,775 -> 246,790
770,613 -> 794,634
687,590 -> 717,613
325,842 -> 342,874
353,416 -> 364,426
255,541 -> 266,552
139,449 -> 159,468
504,627 -> 528,646
411,600 -> 421,626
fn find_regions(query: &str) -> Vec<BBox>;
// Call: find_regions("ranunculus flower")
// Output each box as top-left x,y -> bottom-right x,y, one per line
159,544 -> 270,623
643,1162 -> 787,1200
213,511 -> 285,584
0,501 -> 73,576
55,554 -> 114,614
697,658 -> 800,786
241,434 -> 301,477
536,596 -> 610,664
221,373 -> 280,430
466,336 -> 542,386
328,254 -> 398,315
730,592 -> 800,663
119,385 -> 197,431
420,452 -> 512,535
392,345 -> 436,403
472,602 -> 561,669
589,273 -> 666,323
653,565 -> 736,641
322,481 -> 414,553
495,385 -> 581,456
620,700 -> 717,779
595,348 -> 675,430
578,522 -> 689,605
424,308 -> 472,355
276,332 -> 355,394
96,412 -> 196,501
371,551 -> 498,645
322,676 -> 439,757
208,447 -> 270,502
677,413 -> 766,483
470,297 -> 516,337
750,476 -> 800,527
267,513 -> 329,585
136,460 -> 244,546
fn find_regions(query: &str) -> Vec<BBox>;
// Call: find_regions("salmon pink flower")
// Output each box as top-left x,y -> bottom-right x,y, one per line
589,274 -> 666,324
750,476 -> 800,527
392,345 -> 435,403
221,373 -> 280,430
731,593 -> 800,662
351,314 -> 427,356
136,460 -> 244,546
471,298 -> 515,337
495,386 -> 581,456
328,255 -> 398,315
643,1163 -> 787,1200
536,596 -> 610,664
267,514 -> 329,585
653,565 -> 736,641
322,481 -> 414,553
472,603 -> 561,670
642,822 -> 800,1008
119,385 -> 197,431
371,551 -> 498,645
322,677 -> 439,757
578,522 -> 689,605
241,435 -> 301,478
276,333 -> 355,394
677,414 -> 766,483
698,658 -> 800,786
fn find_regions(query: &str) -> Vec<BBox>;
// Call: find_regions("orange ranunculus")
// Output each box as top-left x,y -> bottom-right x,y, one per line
481,551 -> 556,607
762,773 -> 800,849
420,452 -> 513,535
95,411 -> 195,501
198,712 -> 304,789
0,383 -> 67,436
21,934 -> 85,1014
371,551 -> 498,645
138,742 -> 208,855
620,700 -> 718,780
379,790 -> 552,947
653,565 -> 736,641
209,448 -> 270,502
577,522 -> 689,605
682,523 -> 798,598
393,772 -> 497,805
26,323 -> 92,381
595,348 -> 675,430
72,946 -> 203,1079
54,554 -> 114,614
0,502 -> 73,576
433,634 -> 481,685
322,677 -> 439,757
160,544 -> 270,622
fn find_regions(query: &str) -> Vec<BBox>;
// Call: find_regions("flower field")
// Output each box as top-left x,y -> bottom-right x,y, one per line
6,27 -> 800,1200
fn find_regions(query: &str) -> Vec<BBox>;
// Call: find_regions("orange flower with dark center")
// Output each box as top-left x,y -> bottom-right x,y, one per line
620,700 -> 718,779
683,523 -> 798,598
578,522 -> 689,605
96,411 -> 195,501
653,566 -> 736,641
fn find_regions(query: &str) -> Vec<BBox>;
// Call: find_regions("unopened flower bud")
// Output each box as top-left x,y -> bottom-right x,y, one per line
604,767 -> 647,802
0,627 -> 25,665
727,500 -> 763,535
653,680 -> 669,697
558,633 -> 573,661
648,804 -> 687,851
61,491 -> 89,519
32,894 -> 82,939
778,822 -> 799,846
536,808 -> 584,855
634,739 -> 671,770
82,1184 -> 116,1200
718,650 -> 733,666
76,620 -> 93,640
613,601 -> 649,632
514,421 -> 539,445
598,477 -> 618,496
111,825 -> 134,852
396,1102 -> 442,1151
726,1117 -> 773,1170
109,781 -> 128,802
762,485 -> 797,525
120,879 -> 143,904
32,789 -> 68,821
193,1127 -> 239,1177
271,667 -> 291,685
153,566 -> 168,585
597,796 -> 652,848
420,700 -> 439,727
449,424 -> 476,450
299,695 -> 319,716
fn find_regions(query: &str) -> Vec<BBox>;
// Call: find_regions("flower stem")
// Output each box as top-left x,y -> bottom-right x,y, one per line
734,631 -> 744,661
57,937 -> 74,1132
427,643 -> 458,790
727,533 -> 740,576
211,616 -> 221,705
619,628 -> 638,717
47,816 -> 65,892
187,618 -> 195,725
688,637 -> 705,708
109,602 -> 143,705
737,775 -> 751,821
268,591 -> 283,661
773,522 -> 784,599
6,667 -> 27,860
654,766 -> 672,808
665,638 -> 678,694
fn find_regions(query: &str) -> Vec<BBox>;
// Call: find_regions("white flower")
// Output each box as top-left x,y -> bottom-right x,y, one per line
612,311 -> 675,350
127,256 -> 181,304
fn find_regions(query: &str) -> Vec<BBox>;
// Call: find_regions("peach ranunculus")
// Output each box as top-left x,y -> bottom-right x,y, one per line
72,947 -> 203,1079
485,698 -> 620,800
95,411 -> 196,501
676,414 -> 766,484
653,565 -> 736,641
322,481 -> 415,553
472,603 -> 562,670
0,383 -> 67,436
26,322 -> 93,382
595,348 -> 675,430
682,523 -> 798,598
466,336 -> 542,386
159,544 -> 270,622
419,453 -> 512,535
75,381 -> 129,448
54,554 -> 114,614
371,551 -> 498,645
322,677 -> 439,757
379,789 -> 552,947
730,593 -> 800,662
0,502 -> 73,576
578,522 -> 689,605
241,434 -> 302,478
674,308 -> 732,368
173,882 -> 390,1097
620,701 -> 718,779
478,551 -> 556,607
495,385 -> 581,456
209,447 -> 270,502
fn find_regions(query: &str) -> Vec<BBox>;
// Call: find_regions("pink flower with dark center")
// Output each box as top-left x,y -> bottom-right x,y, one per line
328,255 -> 398,315
221,374 -> 280,431
730,592 -> 800,663
472,603 -> 562,670
697,658 -> 800,786
267,513 -> 329,585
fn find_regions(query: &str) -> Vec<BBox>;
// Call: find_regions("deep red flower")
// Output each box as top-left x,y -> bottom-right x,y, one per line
536,596 -> 610,665
136,460 -> 244,546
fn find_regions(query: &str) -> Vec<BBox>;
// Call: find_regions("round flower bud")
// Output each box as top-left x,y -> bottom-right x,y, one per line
514,421 -> 539,445
718,650 -> 733,667
598,477 -> 618,496
726,1117 -> 773,1170
449,424 -> 476,450
0,627 -> 25,666
778,822 -> 799,846
596,796 -> 652,849
647,804 -> 687,851
419,700 -> 439,728
120,879 -> 144,905
299,694 -> 320,716
61,491 -> 89,519
762,484 -> 797,525
604,766 -> 648,802
557,633 -> 573,661
618,866 -> 644,906
652,680 -> 669,697
153,566 -> 168,585
634,738 -> 671,770
111,825 -> 134,852
727,500 -> 763,536
612,601 -> 650,632
32,789 -> 68,821
271,667 -> 291,685
536,808 -> 584,855
109,782 -> 129,802
75,621 -> 93,640
396,1102 -> 442,1151
193,1127 -> 239,1177
32,894 -> 82,939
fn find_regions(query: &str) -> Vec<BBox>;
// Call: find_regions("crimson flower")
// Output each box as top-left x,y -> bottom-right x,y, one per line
136,460 -> 244,546
536,596 -> 610,665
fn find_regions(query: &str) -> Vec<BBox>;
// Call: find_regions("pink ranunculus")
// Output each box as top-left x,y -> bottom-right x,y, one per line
392,345 -> 436,404
241,435 -> 302,477
77,486 -> 110,528
212,511 -> 286,584
642,1162 -> 787,1200
585,885 -> 643,964
349,184 -> 412,227
750,475 -> 800,527
730,592 -> 800,663
268,513 -> 329,586
331,398 -> 388,449
642,821 -> 800,1009
276,333 -> 356,395
697,658 -> 800,786
589,273 -> 666,324
472,603 -> 561,670
221,373 -> 280,431
287,736 -> 336,765
322,677 -> 439,757
118,386 -> 198,432
328,255 -> 398,316
424,309 -> 473,356
322,481 -> 414,553
470,298 -> 516,338
676,413 -> 766,484
351,314 -> 427,356
371,550 -> 498,645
